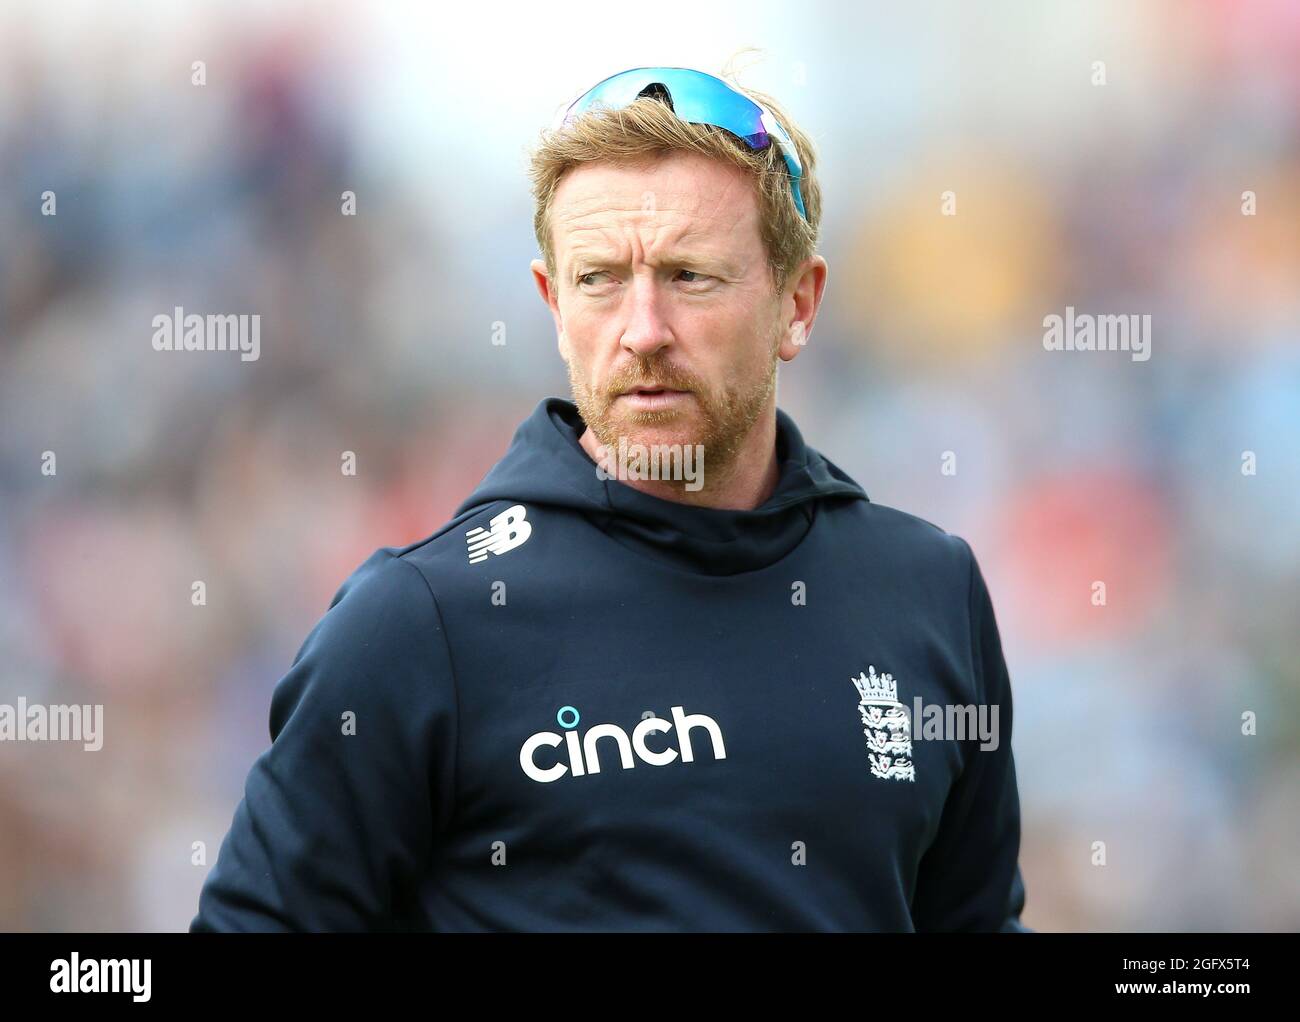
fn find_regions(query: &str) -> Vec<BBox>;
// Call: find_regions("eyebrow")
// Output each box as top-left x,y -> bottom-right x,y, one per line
567,249 -> 741,275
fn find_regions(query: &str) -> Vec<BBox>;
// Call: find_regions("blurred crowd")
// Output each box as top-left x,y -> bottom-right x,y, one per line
0,1 -> 1297,930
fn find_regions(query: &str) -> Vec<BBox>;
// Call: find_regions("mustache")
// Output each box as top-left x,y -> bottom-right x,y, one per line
602,356 -> 702,399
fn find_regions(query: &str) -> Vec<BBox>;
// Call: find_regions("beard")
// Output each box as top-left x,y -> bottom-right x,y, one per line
565,326 -> 782,488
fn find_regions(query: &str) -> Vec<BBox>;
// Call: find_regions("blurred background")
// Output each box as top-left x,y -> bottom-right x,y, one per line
1,0 -> 1297,931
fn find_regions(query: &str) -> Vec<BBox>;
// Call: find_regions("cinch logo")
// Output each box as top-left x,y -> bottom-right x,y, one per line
466,504 -> 532,564
519,705 -> 727,783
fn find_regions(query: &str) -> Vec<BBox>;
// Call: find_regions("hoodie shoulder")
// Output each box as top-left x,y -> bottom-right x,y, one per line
370,499 -> 543,597
825,496 -> 978,603
852,497 -> 972,556
859,498 -> 952,534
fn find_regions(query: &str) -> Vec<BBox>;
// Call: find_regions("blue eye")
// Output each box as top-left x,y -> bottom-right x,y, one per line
678,270 -> 711,284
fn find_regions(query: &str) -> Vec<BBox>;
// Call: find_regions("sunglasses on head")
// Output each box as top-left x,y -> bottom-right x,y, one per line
550,66 -> 808,221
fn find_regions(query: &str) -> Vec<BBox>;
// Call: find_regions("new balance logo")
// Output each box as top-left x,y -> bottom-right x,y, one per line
466,504 -> 532,564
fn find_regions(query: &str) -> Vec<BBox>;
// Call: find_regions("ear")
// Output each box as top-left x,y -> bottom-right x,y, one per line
531,258 -> 569,359
778,254 -> 828,363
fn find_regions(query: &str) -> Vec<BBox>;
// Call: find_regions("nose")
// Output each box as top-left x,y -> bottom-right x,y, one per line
619,271 -> 674,359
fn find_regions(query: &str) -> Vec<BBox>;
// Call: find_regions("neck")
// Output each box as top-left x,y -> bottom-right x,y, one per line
577,406 -> 781,511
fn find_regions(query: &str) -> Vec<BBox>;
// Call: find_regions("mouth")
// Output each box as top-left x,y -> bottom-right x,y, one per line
615,385 -> 692,410
622,384 -> 687,396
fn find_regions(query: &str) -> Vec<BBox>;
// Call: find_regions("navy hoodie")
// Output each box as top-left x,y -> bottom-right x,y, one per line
191,397 -> 1029,932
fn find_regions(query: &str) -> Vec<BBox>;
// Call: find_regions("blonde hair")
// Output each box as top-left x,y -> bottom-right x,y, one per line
527,66 -> 822,296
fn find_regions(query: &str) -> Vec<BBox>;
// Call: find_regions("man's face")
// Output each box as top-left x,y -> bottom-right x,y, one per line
531,149 -> 808,474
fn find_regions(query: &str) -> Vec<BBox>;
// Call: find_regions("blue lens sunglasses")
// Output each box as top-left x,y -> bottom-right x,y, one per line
550,66 -> 808,221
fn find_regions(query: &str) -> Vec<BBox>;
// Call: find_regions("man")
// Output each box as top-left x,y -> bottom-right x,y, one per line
191,66 -> 1029,932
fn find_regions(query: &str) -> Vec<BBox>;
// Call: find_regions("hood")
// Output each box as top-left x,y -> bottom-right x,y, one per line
456,397 -> 869,576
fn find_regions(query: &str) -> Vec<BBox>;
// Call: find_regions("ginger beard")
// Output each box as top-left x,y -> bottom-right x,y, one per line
565,318 -> 783,490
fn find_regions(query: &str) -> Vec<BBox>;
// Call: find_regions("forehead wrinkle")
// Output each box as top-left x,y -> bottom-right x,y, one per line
552,163 -> 759,273
558,202 -> 753,271
560,212 -> 720,273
